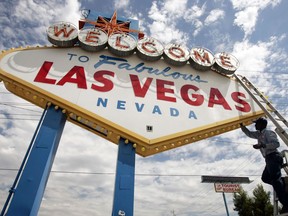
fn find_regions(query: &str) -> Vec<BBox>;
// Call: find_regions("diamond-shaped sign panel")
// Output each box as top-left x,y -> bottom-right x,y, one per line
0,47 -> 264,156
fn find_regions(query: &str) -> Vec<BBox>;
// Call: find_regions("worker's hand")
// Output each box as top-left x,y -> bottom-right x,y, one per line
253,144 -> 264,149
253,144 -> 261,149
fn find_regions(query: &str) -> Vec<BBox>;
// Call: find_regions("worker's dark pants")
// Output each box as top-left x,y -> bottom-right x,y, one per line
262,152 -> 288,207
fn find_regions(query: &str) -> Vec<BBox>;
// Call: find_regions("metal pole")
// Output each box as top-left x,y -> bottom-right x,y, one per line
0,107 -> 47,216
5,105 -> 66,216
222,192 -> 230,216
112,138 -> 136,216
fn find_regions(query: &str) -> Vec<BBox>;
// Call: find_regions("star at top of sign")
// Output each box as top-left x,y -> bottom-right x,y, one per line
80,11 -> 145,38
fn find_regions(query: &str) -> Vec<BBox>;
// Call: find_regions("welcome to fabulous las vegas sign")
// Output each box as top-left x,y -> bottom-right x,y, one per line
0,11 -> 264,156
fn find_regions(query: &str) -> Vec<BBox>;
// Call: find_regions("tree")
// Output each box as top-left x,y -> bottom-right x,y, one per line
252,184 -> 273,216
233,184 -> 273,216
233,187 -> 253,216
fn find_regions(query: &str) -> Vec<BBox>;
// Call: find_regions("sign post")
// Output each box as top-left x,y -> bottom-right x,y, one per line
214,183 -> 241,216
4,105 -> 66,216
112,139 -> 136,216
222,192 -> 230,216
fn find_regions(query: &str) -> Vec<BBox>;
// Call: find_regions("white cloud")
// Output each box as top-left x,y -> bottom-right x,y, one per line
184,4 -> 206,21
14,0 -> 81,26
0,0 -> 81,49
231,0 -> 281,10
146,1 -> 225,42
163,0 -> 188,17
147,1 -> 189,44
233,6 -> 259,38
204,9 -> 225,25
233,39 -> 271,73
233,35 -> 287,75
183,4 -> 206,36
114,0 -> 130,10
149,20 -> 189,44
231,0 -> 282,38
148,2 -> 167,22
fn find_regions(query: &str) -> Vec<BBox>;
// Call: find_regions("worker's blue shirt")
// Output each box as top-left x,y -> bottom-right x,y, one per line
241,126 -> 280,157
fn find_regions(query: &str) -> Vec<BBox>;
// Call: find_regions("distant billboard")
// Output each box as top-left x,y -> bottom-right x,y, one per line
0,45 -> 264,156
214,183 -> 241,193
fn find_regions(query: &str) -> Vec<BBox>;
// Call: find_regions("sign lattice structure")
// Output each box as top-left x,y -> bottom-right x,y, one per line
0,11 -> 264,156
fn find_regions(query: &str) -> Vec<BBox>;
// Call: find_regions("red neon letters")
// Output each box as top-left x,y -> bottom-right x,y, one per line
34,61 -> 251,112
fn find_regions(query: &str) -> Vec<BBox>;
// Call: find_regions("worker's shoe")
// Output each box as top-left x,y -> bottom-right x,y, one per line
280,205 -> 288,215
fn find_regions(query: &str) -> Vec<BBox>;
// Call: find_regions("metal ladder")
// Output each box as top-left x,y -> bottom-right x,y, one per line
233,74 -> 288,216
233,74 -> 288,146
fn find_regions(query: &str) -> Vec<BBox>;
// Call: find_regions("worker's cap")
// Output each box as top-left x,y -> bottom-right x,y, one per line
253,117 -> 267,125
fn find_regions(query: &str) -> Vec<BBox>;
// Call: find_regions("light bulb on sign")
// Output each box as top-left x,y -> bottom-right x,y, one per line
136,37 -> 164,61
163,43 -> 190,66
108,33 -> 137,56
47,22 -> 78,47
78,27 -> 108,52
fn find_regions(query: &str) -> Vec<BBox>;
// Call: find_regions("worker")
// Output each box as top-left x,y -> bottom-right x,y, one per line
240,118 -> 288,213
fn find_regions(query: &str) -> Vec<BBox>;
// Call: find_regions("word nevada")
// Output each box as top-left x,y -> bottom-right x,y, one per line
47,22 -> 240,75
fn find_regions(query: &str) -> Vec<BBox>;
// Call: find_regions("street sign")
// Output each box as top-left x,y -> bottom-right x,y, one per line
214,183 -> 241,193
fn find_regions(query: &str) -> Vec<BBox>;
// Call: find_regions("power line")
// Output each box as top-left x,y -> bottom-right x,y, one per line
0,103 -> 41,113
0,168 -> 263,177
0,118 -> 40,121
0,113 -> 40,116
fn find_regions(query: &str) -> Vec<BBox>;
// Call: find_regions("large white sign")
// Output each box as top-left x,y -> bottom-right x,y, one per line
0,47 -> 264,156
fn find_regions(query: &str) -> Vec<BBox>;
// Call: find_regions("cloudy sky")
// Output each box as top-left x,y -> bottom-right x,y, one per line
1,0 -> 288,215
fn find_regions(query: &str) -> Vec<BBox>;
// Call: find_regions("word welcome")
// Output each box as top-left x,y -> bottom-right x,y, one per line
47,22 -> 240,75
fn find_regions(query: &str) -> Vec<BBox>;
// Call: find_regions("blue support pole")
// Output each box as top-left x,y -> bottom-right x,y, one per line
5,105 -> 66,216
112,138 -> 136,216
222,192 -> 230,216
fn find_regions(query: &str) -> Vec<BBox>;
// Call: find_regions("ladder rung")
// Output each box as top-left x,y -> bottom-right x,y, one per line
275,118 -> 283,122
269,106 -> 276,111
279,129 -> 287,135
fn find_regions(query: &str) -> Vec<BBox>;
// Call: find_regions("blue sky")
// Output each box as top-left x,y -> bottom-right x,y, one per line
0,0 -> 288,215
